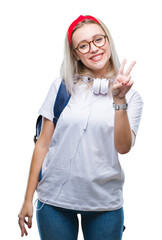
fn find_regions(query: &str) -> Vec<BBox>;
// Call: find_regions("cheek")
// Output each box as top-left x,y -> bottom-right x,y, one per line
106,50 -> 111,60
79,56 -> 89,65
107,44 -> 111,57
73,51 -> 81,61
102,40 -> 111,57
108,46 -> 111,58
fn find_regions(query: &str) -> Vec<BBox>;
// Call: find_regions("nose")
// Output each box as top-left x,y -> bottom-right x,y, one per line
89,41 -> 99,53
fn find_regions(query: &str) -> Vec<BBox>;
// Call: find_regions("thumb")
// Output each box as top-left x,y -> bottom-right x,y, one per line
112,82 -> 122,90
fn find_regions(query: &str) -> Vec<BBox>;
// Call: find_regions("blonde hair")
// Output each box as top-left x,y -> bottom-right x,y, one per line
60,16 -> 120,96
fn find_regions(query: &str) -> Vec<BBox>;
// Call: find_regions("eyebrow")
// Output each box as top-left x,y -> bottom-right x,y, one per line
77,34 -> 104,45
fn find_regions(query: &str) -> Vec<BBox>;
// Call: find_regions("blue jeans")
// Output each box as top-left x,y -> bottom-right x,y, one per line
36,200 -> 124,240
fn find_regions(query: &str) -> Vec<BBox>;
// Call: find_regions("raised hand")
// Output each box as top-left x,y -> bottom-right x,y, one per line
112,59 -> 136,99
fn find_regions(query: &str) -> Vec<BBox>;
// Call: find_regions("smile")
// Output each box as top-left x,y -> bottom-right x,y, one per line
90,53 -> 104,62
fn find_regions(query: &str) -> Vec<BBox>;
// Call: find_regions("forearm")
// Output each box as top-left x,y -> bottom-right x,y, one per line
113,97 -> 132,154
24,142 -> 49,203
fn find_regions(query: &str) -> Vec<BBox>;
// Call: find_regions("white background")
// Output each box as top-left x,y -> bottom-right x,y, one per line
0,0 -> 162,239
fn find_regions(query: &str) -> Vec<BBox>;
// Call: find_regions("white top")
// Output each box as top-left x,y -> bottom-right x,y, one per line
36,77 -> 143,211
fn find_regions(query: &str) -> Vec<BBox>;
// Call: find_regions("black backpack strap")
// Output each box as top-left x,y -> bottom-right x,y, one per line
53,80 -> 71,125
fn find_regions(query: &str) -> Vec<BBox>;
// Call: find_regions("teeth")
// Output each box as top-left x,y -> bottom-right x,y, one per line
91,54 -> 102,60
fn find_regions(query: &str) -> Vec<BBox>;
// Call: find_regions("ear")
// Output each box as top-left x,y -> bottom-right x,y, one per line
73,50 -> 80,61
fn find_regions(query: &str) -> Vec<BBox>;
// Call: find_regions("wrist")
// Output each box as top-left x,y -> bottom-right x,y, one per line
113,97 -> 128,111
24,194 -> 34,203
113,96 -> 126,104
24,198 -> 33,204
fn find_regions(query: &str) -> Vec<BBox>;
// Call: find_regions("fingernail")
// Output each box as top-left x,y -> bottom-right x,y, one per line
28,225 -> 31,228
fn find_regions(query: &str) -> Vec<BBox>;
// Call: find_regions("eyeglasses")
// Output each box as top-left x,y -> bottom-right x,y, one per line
73,34 -> 108,54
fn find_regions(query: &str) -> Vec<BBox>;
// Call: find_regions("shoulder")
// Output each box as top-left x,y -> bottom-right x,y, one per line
41,77 -> 62,102
51,77 -> 62,92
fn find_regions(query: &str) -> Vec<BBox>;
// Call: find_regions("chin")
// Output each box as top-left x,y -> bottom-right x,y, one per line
90,63 -> 108,74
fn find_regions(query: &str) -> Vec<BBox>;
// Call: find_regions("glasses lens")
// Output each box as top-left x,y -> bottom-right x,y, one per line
78,42 -> 89,54
94,35 -> 106,47
76,35 -> 106,54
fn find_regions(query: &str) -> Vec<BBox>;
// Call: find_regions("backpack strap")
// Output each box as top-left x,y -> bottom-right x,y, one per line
34,115 -> 43,144
34,79 -> 71,144
53,80 -> 71,125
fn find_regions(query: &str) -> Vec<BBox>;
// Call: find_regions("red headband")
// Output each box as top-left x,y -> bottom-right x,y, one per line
67,15 -> 100,46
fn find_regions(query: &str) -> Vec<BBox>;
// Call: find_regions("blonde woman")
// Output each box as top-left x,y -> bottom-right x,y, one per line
18,15 -> 143,240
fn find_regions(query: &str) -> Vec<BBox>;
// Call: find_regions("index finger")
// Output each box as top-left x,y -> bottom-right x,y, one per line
18,217 -> 28,237
125,61 -> 136,77
118,59 -> 127,75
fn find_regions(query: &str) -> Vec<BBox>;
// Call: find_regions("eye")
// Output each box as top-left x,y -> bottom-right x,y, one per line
95,36 -> 104,43
79,42 -> 88,49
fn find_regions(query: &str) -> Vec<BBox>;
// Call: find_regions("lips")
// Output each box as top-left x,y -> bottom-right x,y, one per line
90,53 -> 104,62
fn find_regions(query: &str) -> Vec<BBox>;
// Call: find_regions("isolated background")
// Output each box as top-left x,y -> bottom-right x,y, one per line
0,0 -> 162,239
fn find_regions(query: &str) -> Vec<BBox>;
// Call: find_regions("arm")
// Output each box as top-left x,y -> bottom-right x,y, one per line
113,97 -> 133,154
18,118 -> 55,237
112,59 -> 136,154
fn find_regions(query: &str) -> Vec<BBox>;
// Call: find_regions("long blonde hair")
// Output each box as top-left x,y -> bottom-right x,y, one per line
60,16 -> 120,96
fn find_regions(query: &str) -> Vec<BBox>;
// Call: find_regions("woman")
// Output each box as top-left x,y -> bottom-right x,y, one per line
18,15 -> 143,240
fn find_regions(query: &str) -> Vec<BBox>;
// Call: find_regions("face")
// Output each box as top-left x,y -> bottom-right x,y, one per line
72,23 -> 111,78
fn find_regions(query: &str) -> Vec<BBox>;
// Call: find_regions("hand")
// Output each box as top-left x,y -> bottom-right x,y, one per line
18,201 -> 33,237
112,59 -> 136,100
